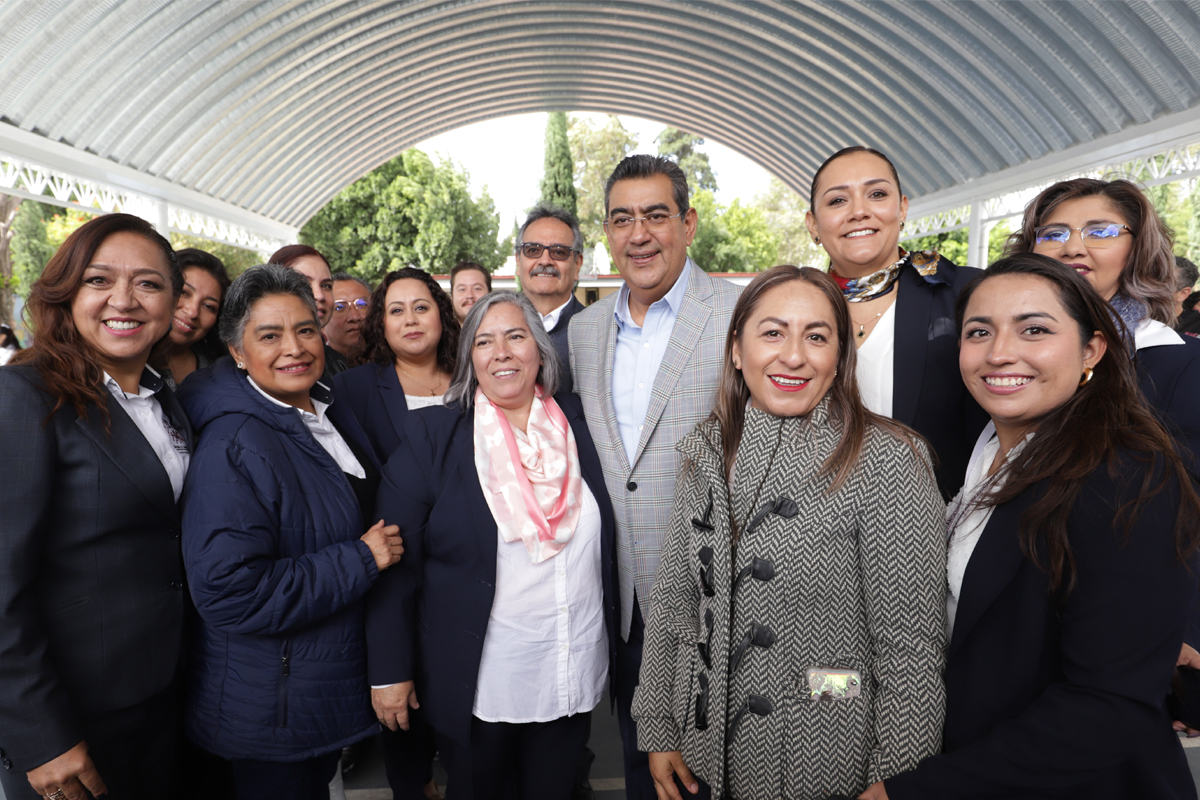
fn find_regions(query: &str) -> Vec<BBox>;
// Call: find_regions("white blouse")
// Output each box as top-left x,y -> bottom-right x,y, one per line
472,481 -> 607,723
855,299 -> 897,418
403,394 -> 445,410
103,369 -> 190,500
247,377 -> 365,479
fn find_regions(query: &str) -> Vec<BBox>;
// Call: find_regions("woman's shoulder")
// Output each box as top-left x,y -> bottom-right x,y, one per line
333,360 -> 384,389
0,363 -> 48,397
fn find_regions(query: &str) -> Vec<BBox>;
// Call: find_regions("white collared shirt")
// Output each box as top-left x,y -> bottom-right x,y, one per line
247,377 -> 365,479
855,299 -> 897,417
1135,317 -> 1186,350
472,482 -> 606,722
612,259 -> 693,464
540,297 -> 573,332
102,369 -> 190,500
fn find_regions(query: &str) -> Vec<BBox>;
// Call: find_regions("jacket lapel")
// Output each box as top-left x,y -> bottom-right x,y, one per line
75,394 -> 178,523
595,302 -> 631,474
376,363 -> 410,445
948,491 -> 1036,658
451,414 -> 499,585
634,267 -> 712,466
891,267 -> 933,427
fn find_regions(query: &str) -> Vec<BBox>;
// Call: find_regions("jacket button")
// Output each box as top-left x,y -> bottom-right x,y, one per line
2,758 -> 11,770
170,529 -> 180,539
170,581 -> 183,590
626,481 -> 637,492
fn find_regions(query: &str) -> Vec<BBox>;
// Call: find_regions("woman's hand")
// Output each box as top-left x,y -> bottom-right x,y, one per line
26,741 -> 107,800
648,751 -> 699,800
361,519 -> 404,571
372,681 -> 419,731
858,781 -> 890,799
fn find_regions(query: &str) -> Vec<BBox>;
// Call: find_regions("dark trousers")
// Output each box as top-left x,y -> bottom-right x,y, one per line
380,705 -> 437,799
618,599 -> 712,800
437,712 -> 591,800
0,684 -> 179,800
229,751 -> 339,800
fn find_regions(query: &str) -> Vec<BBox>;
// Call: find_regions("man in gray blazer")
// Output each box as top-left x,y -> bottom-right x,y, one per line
568,154 -> 740,798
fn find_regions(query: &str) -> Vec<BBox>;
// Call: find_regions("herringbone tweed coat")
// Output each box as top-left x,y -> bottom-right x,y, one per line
632,401 -> 948,799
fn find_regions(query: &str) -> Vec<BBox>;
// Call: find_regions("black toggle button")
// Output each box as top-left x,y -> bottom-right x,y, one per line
626,481 -> 637,492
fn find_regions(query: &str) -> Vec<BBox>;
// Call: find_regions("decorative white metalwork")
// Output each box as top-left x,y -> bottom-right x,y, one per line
0,152 -> 283,254
903,205 -> 972,239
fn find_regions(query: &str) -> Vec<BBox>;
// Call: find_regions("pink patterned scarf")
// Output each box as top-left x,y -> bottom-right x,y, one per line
473,386 -> 583,563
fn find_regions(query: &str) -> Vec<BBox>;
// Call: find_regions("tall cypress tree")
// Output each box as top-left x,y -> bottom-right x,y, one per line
539,111 -> 578,217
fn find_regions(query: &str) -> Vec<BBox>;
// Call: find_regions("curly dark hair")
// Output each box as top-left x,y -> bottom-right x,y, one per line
361,268 -> 459,374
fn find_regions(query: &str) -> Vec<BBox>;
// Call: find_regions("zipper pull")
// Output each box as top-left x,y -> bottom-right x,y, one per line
282,654 -> 290,676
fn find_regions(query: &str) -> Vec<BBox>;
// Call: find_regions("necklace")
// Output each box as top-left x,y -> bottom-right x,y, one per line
854,310 -> 885,339
397,364 -> 443,396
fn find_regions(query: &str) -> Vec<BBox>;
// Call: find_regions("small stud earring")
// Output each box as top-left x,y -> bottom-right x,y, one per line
813,237 -> 821,245
237,361 -> 245,370
733,360 -> 741,369
1079,367 -> 1093,386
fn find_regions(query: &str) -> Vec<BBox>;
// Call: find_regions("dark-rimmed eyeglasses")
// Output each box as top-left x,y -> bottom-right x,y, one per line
333,298 -> 369,314
517,242 -> 578,261
604,211 -> 683,230
1033,223 -> 1132,249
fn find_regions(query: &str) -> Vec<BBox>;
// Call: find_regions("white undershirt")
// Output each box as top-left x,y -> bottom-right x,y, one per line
403,394 -> 445,410
540,297 -> 573,332
855,299 -> 897,417
472,482 -> 607,723
102,369 -> 189,500
247,377 -> 365,479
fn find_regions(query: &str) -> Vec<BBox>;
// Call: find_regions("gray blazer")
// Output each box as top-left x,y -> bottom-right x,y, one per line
569,262 -> 740,638
0,365 -> 189,773
633,403 -> 947,799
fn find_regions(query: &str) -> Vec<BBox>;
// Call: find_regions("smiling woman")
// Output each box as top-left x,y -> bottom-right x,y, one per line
163,249 -> 230,390
0,213 -> 192,800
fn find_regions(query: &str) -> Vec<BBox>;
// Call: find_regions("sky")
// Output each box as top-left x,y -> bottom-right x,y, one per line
413,112 -> 774,237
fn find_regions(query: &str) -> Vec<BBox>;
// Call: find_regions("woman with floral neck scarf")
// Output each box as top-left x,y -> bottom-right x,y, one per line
806,146 -> 988,498
367,291 -> 617,800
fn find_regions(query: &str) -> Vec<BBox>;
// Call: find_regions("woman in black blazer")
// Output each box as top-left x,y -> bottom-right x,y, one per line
332,267 -> 460,466
369,292 -> 618,800
0,214 -> 190,800
862,255 -> 1200,800
805,146 -> 989,498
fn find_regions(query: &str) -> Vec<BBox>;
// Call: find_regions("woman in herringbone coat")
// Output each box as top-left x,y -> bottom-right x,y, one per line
632,266 -> 947,800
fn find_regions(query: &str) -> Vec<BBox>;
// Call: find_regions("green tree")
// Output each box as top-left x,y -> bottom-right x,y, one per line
300,149 -> 504,282
170,233 -> 260,277
539,112 -> 577,217
657,127 -> 717,193
12,204 -> 92,300
689,190 -> 780,272
750,178 -> 824,268
569,115 -> 636,247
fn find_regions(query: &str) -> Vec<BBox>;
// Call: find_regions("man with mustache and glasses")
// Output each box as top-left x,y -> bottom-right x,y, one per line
516,206 -> 588,394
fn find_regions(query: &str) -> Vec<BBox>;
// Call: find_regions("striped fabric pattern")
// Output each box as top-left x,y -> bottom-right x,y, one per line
569,264 -> 741,638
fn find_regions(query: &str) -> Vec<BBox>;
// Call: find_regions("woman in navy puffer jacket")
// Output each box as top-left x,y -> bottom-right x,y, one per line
179,265 -> 403,798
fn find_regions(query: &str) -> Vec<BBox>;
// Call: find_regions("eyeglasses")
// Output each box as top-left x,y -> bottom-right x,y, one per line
333,298 -> 369,314
517,242 -> 578,261
604,211 -> 684,230
1033,223 -> 1132,249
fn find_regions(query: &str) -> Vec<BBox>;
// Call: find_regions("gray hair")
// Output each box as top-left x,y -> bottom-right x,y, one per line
1176,256 -> 1198,293
330,271 -> 372,292
604,154 -> 690,216
517,206 -> 584,254
218,263 -> 320,350
445,291 -> 560,409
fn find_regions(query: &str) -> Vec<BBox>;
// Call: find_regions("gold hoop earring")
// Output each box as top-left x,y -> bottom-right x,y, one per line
813,237 -> 821,245
1079,367 -> 1093,386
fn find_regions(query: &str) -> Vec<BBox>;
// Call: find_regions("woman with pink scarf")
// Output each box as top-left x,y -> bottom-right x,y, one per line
367,291 -> 617,800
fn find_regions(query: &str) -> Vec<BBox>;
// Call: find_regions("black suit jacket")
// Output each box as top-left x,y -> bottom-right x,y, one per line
0,365 -> 191,772
367,392 -> 618,746
886,454 -> 1197,799
332,361 -> 411,466
547,295 -> 585,395
892,259 -> 989,498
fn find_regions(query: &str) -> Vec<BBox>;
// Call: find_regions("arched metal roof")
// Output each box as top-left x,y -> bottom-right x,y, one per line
3,0 -> 1200,231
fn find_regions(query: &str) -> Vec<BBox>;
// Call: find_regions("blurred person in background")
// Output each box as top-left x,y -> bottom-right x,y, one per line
1173,255 -> 1200,337
327,273 -> 372,366
449,261 -> 490,324
163,248 -> 230,389
270,244 -> 350,378
0,323 -> 21,365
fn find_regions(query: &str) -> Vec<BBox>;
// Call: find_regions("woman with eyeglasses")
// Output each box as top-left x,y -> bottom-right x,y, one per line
805,146 -> 989,499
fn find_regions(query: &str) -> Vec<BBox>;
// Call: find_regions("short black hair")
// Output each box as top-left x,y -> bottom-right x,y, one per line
330,272 -> 372,292
604,154 -> 690,217
1176,256 -> 1198,293
450,260 -> 491,292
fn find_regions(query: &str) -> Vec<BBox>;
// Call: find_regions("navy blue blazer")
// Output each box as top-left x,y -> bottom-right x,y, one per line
547,295 -> 586,395
886,453 -> 1197,799
333,362 -> 410,466
892,257 -> 989,498
1136,335 -> 1200,478
367,392 -> 619,746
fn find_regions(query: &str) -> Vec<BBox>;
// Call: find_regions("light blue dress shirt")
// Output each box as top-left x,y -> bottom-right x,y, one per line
612,259 -> 694,465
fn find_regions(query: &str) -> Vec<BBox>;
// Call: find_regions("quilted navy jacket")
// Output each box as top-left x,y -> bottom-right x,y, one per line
178,358 -> 380,761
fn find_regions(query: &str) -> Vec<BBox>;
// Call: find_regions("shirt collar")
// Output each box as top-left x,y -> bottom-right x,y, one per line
102,366 -> 164,400
541,297 -> 573,331
246,375 -> 331,422
614,258 -> 693,328
1135,317 -> 1185,349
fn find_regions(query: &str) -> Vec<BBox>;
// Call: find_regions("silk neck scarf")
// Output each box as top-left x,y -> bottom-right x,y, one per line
830,250 -> 910,302
473,386 -> 583,563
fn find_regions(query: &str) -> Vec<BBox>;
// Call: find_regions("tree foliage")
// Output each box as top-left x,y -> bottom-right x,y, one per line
569,114 -> 636,247
657,127 -> 718,194
539,112 -> 577,217
300,149 -> 504,282
689,190 -> 780,272
751,178 -> 825,268
11,203 -> 91,299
